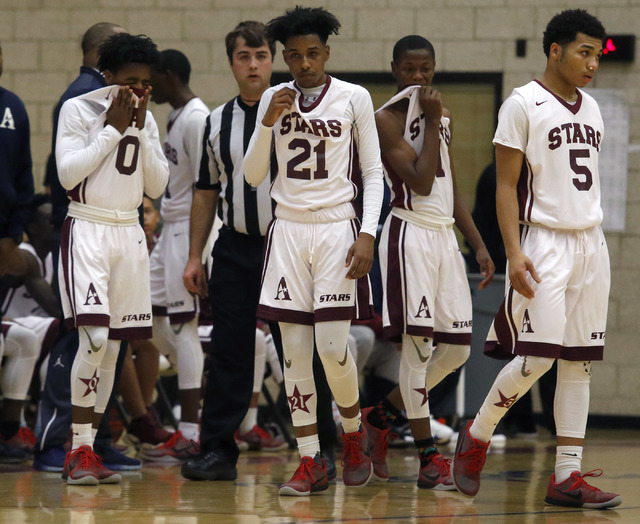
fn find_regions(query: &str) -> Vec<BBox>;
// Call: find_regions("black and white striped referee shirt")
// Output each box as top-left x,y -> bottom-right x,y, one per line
196,96 -> 275,237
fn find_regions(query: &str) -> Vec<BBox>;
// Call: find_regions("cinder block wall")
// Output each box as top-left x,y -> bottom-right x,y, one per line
2,0 -> 638,417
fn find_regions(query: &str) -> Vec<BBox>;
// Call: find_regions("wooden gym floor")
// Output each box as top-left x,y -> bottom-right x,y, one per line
0,428 -> 638,523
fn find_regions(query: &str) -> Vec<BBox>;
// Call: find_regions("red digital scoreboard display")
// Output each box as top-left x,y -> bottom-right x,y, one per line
600,35 -> 635,62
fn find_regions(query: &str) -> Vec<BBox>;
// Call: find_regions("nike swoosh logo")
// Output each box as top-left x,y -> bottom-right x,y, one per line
82,327 -> 103,353
172,323 -> 184,335
557,488 -> 582,500
285,358 -> 292,369
138,239 -> 143,244
411,338 -> 429,363
535,100 -> 547,106
561,453 -> 578,457
424,473 -> 441,481
338,346 -> 349,366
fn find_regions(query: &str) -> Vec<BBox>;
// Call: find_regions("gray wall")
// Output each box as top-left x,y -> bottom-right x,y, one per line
2,0 -> 638,416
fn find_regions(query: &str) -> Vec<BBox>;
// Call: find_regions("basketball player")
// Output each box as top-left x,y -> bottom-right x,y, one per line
452,10 -> 622,509
244,6 -> 384,496
135,49 -> 209,463
56,33 -> 168,484
362,35 -> 494,490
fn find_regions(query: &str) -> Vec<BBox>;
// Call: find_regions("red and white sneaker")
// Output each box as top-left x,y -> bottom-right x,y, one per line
62,446 -> 100,485
361,407 -> 390,482
341,426 -> 373,487
452,420 -> 489,497
418,453 -> 456,490
236,425 -> 288,451
544,470 -> 622,509
279,454 -> 328,496
140,430 -> 199,463
4,427 -> 37,454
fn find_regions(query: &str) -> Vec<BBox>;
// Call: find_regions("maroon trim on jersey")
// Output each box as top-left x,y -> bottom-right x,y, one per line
534,79 -> 583,115
384,216 -> 409,337
383,155 -> 412,210
68,184 -> 81,203
168,311 -> 196,325
73,313 -> 110,328
316,306 -> 357,323
81,179 -> 87,204
108,326 -> 153,341
515,341 -> 603,361
152,305 -> 168,316
295,75 -> 332,113
257,305 -> 315,325
347,127 -> 359,202
434,331 -> 472,345
59,217 -> 76,319
260,220 -> 277,290
517,156 -> 534,222
399,325 -> 434,339
355,272 -> 373,321
1,322 -> 10,337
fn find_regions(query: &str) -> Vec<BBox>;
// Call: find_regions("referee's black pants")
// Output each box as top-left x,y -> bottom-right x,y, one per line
200,227 -> 264,461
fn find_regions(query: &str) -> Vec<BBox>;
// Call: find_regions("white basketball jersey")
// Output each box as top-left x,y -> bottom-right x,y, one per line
2,243 -> 52,318
56,85 -> 168,211
160,97 -> 209,223
377,86 -> 454,221
262,76 -> 376,212
493,80 -> 603,229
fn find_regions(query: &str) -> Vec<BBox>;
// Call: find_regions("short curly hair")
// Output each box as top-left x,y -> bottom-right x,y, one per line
266,6 -> 340,46
97,33 -> 160,74
542,9 -> 606,58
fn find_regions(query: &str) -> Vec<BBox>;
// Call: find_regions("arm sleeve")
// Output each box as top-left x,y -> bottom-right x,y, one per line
55,100 -> 122,190
140,112 -> 169,199
492,93 -> 528,152
352,88 -> 384,237
244,90 -> 274,187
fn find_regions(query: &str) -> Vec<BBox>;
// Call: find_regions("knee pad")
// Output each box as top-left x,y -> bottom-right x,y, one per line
1,323 -> 40,400
554,360 -> 591,439
399,335 -> 432,419
426,343 -> 469,389
151,315 -> 176,360
172,319 -> 204,390
95,340 -> 121,414
315,321 -> 359,408
77,326 -> 109,367
71,326 -> 109,408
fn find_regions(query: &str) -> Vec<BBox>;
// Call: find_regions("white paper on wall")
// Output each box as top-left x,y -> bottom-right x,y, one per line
586,88 -> 629,232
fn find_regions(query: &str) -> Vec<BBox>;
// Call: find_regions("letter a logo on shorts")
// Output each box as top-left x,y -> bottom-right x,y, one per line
274,277 -> 291,301
84,283 -> 103,306
415,296 -> 432,318
522,309 -> 534,333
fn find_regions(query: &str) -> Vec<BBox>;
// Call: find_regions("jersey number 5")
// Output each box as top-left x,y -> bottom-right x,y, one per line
287,138 -> 328,180
569,149 -> 593,191
115,136 -> 140,176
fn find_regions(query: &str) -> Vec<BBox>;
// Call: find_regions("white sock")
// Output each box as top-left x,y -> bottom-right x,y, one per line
297,434 -> 321,459
178,421 -> 200,442
72,423 -> 94,450
240,407 -> 258,434
469,417 -> 494,444
341,412 -> 361,435
555,445 -> 583,483
91,427 -> 98,443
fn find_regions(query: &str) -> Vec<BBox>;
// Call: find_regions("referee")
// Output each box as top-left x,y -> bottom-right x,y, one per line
181,21 -> 338,481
